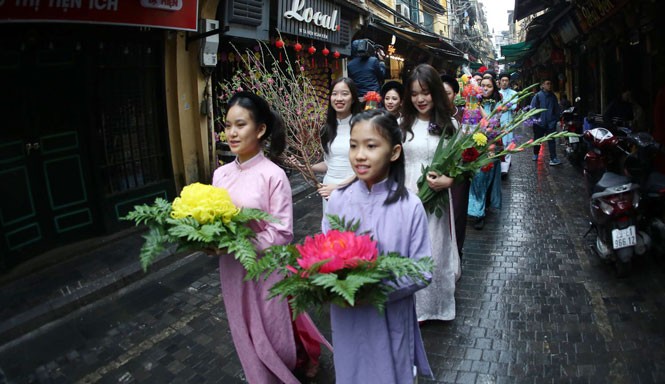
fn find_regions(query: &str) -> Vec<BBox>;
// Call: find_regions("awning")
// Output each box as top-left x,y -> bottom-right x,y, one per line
370,18 -> 464,59
501,3 -> 572,63
500,41 -> 535,63
425,46 -> 465,61
524,3 -> 572,42
514,0 -> 559,21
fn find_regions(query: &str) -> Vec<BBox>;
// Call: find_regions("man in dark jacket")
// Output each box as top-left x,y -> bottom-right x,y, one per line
347,40 -> 386,100
530,78 -> 562,166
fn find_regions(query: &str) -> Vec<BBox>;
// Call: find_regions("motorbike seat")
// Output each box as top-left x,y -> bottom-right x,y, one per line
593,172 -> 632,194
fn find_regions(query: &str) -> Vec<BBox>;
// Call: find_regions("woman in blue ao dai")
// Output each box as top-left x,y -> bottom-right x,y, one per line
468,76 -> 503,230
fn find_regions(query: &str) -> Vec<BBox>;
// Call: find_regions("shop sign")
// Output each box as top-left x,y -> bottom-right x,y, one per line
574,0 -> 629,33
277,0 -> 341,44
1,0 -> 198,31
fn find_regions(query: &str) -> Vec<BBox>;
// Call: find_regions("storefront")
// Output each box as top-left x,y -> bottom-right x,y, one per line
508,0 -> 661,129
0,1 -> 199,270
359,17 -> 465,83
212,0 -> 365,163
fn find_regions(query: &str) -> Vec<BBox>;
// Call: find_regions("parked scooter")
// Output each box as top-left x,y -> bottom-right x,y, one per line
622,131 -> 665,258
583,127 -> 649,277
560,97 -> 585,165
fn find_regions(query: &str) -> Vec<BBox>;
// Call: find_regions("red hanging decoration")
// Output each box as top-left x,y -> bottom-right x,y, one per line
308,44 -> 316,67
322,46 -> 330,67
275,39 -> 285,62
333,51 -> 340,69
294,42 -> 302,53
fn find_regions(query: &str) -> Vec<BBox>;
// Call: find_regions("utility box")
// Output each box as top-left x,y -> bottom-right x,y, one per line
200,19 -> 219,67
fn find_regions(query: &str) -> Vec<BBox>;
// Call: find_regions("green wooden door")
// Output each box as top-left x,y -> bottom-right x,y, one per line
0,38 -> 98,269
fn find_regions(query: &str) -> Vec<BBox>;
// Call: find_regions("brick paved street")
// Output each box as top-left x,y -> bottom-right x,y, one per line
1,142 -> 664,383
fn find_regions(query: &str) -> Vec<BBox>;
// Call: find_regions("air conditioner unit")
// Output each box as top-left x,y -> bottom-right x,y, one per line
396,3 -> 410,19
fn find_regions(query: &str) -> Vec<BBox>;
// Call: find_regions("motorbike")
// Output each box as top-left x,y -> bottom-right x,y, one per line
560,97 -> 585,165
622,131 -> 665,258
582,127 -> 650,277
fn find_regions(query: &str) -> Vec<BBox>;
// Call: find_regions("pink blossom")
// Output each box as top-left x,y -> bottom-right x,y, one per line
295,230 -> 378,273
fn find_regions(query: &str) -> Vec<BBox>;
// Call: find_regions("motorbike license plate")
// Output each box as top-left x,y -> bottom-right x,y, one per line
568,135 -> 580,143
612,226 -> 637,249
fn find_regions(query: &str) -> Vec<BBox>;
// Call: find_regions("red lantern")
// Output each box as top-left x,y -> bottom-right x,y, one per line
333,51 -> 340,69
294,42 -> 302,52
275,39 -> 285,61
322,47 -> 330,66
308,45 -> 316,66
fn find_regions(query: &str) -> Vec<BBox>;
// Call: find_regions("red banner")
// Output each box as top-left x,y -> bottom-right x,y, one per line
1,0 -> 199,31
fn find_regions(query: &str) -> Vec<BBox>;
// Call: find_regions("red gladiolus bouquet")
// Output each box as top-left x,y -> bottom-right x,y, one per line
417,84 -> 578,218
257,216 -> 433,317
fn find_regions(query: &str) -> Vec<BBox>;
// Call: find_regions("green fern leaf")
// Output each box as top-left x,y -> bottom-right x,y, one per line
310,273 -> 380,306
234,208 -> 278,223
227,236 -> 258,271
139,227 -> 171,271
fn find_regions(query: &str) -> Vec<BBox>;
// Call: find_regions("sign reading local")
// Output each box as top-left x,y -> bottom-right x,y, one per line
1,0 -> 198,31
278,0 -> 341,44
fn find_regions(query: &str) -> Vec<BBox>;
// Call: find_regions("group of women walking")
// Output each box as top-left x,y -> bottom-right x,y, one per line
211,63 -> 512,383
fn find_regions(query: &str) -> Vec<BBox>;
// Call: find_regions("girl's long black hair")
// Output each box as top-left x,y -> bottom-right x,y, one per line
321,77 -> 361,154
400,64 -> 455,141
343,109 -> 408,205
227,91 -> 286,160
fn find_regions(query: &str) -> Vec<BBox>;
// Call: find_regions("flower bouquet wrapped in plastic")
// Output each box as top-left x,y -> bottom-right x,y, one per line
123,182 -> 275,277
417,83 -> 578,217
256,216 -> 433,318
363,91 -> 382,110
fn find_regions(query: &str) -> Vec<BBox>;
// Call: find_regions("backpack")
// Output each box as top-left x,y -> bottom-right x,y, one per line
352,39 -> 375,58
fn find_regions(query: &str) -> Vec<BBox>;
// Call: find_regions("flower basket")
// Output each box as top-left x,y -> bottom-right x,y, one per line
255,215 -> 433,318
123,183 -> 276,278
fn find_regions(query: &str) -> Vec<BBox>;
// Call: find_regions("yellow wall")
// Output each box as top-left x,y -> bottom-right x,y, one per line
165,0 -> 219,191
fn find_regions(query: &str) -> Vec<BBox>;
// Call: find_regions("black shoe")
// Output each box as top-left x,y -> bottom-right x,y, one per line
473,217 -> 485,230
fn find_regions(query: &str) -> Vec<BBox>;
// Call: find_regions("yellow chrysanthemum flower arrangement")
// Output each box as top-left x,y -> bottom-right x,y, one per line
124,183 -> 276,278
171,183 -> 239,224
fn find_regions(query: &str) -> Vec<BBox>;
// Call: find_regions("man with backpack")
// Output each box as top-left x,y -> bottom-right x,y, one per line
347,39 -> 386,101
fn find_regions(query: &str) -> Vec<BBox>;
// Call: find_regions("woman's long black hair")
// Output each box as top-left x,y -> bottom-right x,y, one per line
343,109 -> 408,205
321,77 -> 361,154
400,64 -> 455,141
227,91 -> 286,160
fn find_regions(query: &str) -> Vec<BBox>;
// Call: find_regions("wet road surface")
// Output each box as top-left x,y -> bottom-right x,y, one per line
1,141 -> 664,383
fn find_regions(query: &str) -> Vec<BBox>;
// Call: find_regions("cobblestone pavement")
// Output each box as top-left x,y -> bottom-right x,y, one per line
1,141 -> 665,384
